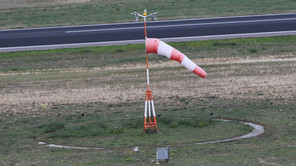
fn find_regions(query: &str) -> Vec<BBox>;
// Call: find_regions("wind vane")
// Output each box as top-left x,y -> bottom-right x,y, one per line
131,9 -> 207,133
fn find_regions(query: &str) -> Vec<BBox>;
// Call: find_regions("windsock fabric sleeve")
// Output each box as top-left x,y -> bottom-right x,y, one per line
145,38 -> 207,78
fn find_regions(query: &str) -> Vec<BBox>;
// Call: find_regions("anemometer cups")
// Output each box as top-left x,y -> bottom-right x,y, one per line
145,38 -> 207,78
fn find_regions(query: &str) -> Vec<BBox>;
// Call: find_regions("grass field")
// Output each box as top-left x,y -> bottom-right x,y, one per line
1,0 -> 296,29
0,36 -> 295,165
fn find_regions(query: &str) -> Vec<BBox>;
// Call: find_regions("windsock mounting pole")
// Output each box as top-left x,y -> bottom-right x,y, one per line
132,9 -> 158,132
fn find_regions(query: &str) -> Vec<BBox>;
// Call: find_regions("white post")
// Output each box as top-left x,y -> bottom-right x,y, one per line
151,100 -> 156,117
148,100 -> 151,118
146,69 -> 150,85
144,100 -> 148,117
156,150 -> 159,164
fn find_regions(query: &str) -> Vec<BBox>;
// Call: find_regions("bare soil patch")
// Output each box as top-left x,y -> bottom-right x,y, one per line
1,55 -> 295,115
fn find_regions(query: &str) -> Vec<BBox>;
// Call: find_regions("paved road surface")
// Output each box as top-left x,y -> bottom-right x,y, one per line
1,13 -> 296,52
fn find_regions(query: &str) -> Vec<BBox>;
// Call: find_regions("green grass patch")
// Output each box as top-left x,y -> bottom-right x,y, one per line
3,98 -> 292,165
35,116 -> 214,139
1,36 -> 295,72
0,110 -> 252,149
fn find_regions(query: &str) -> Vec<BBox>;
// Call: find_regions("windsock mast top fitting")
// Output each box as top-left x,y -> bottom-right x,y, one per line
131,9 -> 158,22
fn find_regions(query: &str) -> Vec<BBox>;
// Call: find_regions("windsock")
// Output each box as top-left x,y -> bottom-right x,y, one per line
146,38 -> 207,78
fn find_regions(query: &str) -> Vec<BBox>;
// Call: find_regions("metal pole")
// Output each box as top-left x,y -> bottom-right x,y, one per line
144,10 -> 150,91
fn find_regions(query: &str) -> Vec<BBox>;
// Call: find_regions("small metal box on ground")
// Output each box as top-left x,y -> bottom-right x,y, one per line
156,147 -> 169,163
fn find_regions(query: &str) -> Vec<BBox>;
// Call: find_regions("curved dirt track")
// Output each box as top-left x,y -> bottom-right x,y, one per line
38,119 -> 264,150
194,120 -> 264,145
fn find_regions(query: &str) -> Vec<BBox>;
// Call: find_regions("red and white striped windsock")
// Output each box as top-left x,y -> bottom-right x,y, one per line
146,38 -> 207,78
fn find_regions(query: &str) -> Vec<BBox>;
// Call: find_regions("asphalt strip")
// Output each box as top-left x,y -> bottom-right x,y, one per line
38,119 -> 264,150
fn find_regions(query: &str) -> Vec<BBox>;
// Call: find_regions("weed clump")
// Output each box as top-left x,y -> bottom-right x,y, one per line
97,121 -> 107,129
157,116 -> 173,125
124,158 -> 133,162
108,127 -> 124,134
212,42 -> 237,46
158,115 -> 212,129
249,48 -> 258,53
178,118 -> 210,128
121,118 -> 142,129
169,122 -> 179,128
49,124 -> 108,138
38,122 -> 65,133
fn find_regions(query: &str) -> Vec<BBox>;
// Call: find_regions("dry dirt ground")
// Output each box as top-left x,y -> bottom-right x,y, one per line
0,54 -> 295,116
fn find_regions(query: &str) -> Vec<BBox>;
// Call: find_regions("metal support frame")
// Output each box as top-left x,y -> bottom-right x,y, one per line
132,9 -> 158,132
